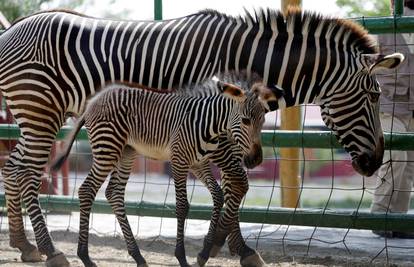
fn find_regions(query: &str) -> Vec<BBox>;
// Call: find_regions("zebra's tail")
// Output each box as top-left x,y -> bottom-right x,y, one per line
50,116 -> 86,171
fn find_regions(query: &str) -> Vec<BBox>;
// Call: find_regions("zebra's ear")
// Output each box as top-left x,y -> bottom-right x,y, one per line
252,83 -> 284,112
219,82 -> 246,101
362,53 -> 405,74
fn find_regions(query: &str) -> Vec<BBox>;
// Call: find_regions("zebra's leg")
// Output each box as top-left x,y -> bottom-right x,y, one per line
3,137 -> 42,262
105,145 -> 148,267
217,168 -> 265,267
77,149 -> 122,267
190,162 -> 224,267
208,171 -> 235,257
228,222 -> 265,267
4,130 -> 70,267
204,140 -> 237,257
171,162 -> 191,267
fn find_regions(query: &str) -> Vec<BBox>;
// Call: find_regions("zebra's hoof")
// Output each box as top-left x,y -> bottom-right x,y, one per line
137,263 -> 149,267
20,245 -> 43,262
240,251 -> 266,267
196,254 -> 208,267
46,251 -> 70,267
209,244 -> 222,258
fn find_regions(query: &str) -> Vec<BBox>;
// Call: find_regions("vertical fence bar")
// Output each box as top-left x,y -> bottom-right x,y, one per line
394,0 -> 404,16
279,0 -> 302,208
154,0 -> 163,20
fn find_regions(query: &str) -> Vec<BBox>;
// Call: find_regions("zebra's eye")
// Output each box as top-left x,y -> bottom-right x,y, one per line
241,117 -> 251,126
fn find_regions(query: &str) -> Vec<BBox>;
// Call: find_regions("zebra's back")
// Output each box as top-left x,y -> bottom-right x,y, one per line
84,84 -> 224,161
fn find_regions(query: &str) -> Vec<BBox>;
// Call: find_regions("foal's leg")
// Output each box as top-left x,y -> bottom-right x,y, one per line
105,145 -> 148,267
199,138 -> 237,257
171,162 -> 191,267
224,175 -> 265,267
190,162 -> 224,267
77,145 -> 121,267
214,165 -> 265,267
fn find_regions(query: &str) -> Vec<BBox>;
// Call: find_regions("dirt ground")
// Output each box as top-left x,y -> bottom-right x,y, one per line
0,230 -> 412,267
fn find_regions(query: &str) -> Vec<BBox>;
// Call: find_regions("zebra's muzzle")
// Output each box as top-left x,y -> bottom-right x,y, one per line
243,143 -> 263,169
351,134 -> 384,177
352,151 -> 383,177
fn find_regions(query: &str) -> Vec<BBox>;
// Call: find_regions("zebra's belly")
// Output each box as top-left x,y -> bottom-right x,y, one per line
130,142 -> 171,161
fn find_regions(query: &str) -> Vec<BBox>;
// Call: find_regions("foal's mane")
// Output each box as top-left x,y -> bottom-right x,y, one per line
105,71 -> 260,95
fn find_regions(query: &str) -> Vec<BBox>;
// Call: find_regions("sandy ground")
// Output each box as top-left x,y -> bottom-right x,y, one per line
0,213 -> 414,267
0,230 -> 331,267
0,230 -> 403,267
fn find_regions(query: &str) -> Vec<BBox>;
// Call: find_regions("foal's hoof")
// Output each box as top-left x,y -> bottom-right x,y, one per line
46,251 -> 70,267
21,246 -> 43,262
137,263 -> 149,267
196,254 -> 208,267
209,244 -> 223,258
240,251 -> 266,267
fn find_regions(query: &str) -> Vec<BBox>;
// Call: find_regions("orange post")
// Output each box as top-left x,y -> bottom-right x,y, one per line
279,0 -> 302,208
61,142 -> 70,195
50,144 -> 59,191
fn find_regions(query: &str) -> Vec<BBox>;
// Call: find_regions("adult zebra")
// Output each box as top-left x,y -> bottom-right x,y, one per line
0,7 -> 403,267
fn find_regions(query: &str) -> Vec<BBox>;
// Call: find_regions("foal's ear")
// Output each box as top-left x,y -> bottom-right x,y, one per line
252,83 -> 284,112
218,81 -> 246,101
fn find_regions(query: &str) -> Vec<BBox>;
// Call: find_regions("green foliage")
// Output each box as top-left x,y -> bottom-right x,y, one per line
336,0 -> 392,17
0,0 -> 84,28
0,0 -> 50,23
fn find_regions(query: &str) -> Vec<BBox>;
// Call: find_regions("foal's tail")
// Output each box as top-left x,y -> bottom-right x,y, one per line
50,116 -> 86,171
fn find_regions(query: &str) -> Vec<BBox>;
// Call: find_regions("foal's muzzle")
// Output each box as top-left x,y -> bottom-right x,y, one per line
243,143 -> 263,169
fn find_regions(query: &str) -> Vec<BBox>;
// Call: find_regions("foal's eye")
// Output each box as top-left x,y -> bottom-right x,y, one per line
241,117 -> 251,126
369,91 -> 380,103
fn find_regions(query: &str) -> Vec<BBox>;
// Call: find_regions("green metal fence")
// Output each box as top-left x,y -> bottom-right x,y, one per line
1,194 -> 413,231
0,124 -> 413,232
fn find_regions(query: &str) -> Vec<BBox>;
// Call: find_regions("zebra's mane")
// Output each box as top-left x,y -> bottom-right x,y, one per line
13,7 -> 376,55
198,7 -> 377,55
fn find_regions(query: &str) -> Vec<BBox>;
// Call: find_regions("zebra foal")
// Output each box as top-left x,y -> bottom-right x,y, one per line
51,78 -> 280,267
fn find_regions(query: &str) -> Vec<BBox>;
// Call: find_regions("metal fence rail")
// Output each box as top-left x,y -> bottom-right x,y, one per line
1,194 -> 414,232
0,125 -> 412,150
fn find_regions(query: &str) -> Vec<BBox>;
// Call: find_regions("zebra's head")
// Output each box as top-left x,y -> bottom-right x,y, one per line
320,53 -> 404,177
219,81 -> 282,169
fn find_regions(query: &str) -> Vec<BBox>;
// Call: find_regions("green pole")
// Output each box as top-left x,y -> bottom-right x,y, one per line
154,0 -> 163,20
394,0 -> 404,16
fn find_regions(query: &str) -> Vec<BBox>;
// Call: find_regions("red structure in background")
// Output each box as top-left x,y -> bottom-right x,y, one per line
0,94 -> 69,195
